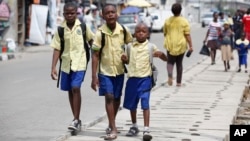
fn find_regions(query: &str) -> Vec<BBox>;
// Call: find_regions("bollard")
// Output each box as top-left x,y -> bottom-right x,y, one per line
1,44 -> 8,61
2,44 -> 7,53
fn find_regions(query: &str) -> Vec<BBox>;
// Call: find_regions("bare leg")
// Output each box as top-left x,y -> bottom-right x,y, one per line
210,49 -> 216,64
113,98 -> 121,119
143,109 -> 150,127
223,61 -> 227,71
68,91 -> 74,119
130,110 -> 137,124
72,87 -> 81,120
105,94 -> 117,134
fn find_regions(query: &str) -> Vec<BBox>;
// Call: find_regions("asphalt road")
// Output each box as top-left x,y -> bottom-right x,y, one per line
0,25 -> 207,141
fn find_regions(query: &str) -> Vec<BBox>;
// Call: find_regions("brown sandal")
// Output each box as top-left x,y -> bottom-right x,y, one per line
104,133 -> 117,140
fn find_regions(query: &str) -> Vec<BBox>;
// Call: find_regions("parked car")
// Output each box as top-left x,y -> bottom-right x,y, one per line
151,10 -> 172,32
117,14 -> 141,35
201,13 -> 214,28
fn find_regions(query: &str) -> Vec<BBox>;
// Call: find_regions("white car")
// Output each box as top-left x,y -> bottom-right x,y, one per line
201,13 -> 214,28
151,10 -> 172,32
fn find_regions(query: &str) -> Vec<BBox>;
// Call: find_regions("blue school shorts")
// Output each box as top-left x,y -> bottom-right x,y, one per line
123,77 -> 151,111
60,70 -> 86,91
98,74 -> 124,99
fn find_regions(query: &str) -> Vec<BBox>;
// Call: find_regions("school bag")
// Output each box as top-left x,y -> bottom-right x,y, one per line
99,24 -> 128,73
56,23 -> 90,88
127,43 -> 158,88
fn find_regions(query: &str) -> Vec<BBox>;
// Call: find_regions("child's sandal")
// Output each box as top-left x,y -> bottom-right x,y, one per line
104,133 -> 117,140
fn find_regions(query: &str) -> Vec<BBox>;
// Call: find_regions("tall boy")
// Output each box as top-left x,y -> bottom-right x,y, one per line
121,23 -> 167,141
91,4 -> 133,140
50,2 -> 94,131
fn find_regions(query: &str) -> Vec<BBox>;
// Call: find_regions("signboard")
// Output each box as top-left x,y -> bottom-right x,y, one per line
28,4 -> 48,44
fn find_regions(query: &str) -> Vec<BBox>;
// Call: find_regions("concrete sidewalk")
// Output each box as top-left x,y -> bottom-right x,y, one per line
53,51 -> 248,141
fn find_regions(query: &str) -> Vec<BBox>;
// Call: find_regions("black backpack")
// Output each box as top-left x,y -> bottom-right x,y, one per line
56,23 -> 90,87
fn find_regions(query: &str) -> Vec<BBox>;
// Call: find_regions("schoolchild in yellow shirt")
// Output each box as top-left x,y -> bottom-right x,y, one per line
50,2 -> 94,131
121,23 -> 167,141
91,4 -> 133,140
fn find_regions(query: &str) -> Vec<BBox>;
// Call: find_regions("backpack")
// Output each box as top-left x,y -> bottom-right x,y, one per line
56,23 -> 90,87
127,42 -> 158,88
99,24 -> 128,73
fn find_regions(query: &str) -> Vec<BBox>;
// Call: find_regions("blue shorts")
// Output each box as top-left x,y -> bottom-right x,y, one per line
98,74 -> 124,99
123,77 -> 151,110
60,70 -> 86,91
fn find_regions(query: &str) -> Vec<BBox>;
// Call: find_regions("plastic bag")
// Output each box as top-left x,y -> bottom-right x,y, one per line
199,44 -> 210,56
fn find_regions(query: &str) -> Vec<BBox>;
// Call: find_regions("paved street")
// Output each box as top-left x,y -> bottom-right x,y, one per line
1,23 -> 243,141
57,50 -> 248,141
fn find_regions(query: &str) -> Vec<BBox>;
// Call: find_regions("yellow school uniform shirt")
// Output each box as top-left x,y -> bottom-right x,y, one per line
92,22 -> 133,76
127,40 -> 159,78
50,19 -> 94,73
163,16 -> 190,56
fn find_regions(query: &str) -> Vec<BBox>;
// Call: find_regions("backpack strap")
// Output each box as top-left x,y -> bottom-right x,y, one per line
57,26 -> 64,88
148,42 -> 154,66
121,24 -> 127,44
99,31 -> 105,73
80,23 -> 90,65
99,24 -> 127,73
58,26 -> 65,56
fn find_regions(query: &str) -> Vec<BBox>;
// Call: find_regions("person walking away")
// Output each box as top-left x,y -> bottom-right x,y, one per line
204,12 -> 221,65
226,14 -> 235,56
219,12 -> 226,27
84,8 -> 96,32
220,22 -> 233,72
242,8 -> 250,41
163,3 -> 193,87
235,32 -> 249,73
121,23 -> 167,141
233,10 -> 243,41
50,2 -> 94,131
91,4 -> 133,140
143,12 -> 153,40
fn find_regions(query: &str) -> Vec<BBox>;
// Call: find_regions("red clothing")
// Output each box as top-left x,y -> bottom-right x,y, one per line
243,14 -> 250,32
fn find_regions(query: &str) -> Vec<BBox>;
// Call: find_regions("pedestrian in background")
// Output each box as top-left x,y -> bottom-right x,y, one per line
219,22 -> 233,72
121,23 -> 167,141
163,3 -> 193,87
50,2 -> 94,131
242,8 -> 250,41
84,8 -> 96,32
235,32 -> 249,73
233,10 -> 243,41
91,4 -> 133,140
204,12 -> 221,65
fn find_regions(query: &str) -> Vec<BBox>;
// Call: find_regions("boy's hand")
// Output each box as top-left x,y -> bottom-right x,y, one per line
51,68 -> 58,80
91,76 -> 99,92
121,54 -> 128,64
153,51 -> 162,57
154,51 -> 168,61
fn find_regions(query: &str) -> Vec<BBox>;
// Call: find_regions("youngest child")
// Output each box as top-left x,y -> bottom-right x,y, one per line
121,23 -> 167,141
